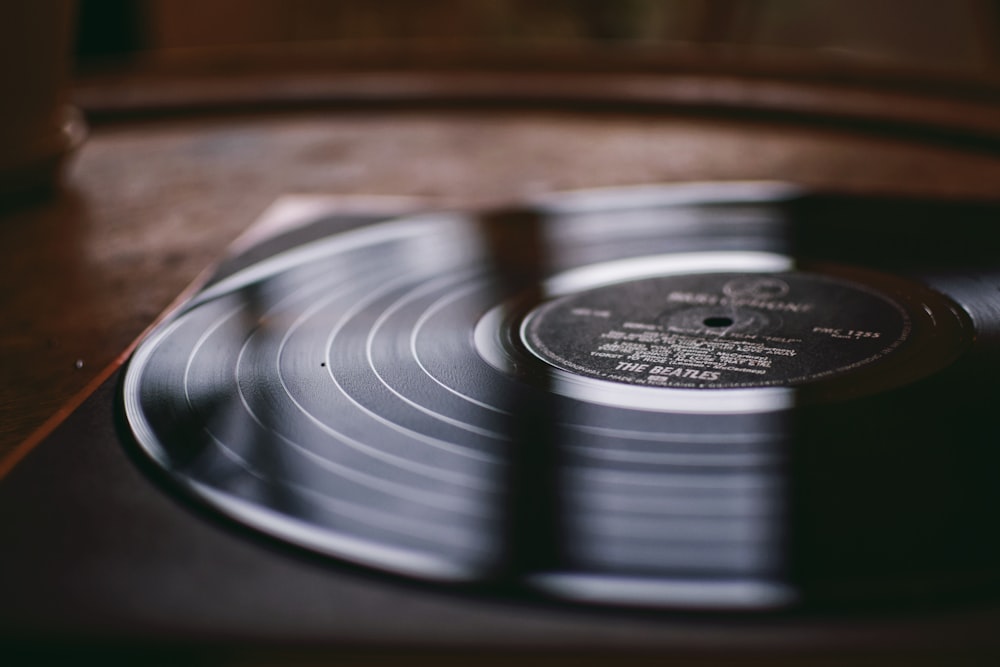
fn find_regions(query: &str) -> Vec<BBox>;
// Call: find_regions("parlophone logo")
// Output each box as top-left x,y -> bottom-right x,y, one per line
722,277 -> 790,300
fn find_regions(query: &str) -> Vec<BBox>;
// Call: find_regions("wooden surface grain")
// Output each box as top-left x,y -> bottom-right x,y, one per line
3,86 -> 1000,462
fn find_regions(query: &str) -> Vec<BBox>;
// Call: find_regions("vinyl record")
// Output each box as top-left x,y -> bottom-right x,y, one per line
122,183 -> 1000,611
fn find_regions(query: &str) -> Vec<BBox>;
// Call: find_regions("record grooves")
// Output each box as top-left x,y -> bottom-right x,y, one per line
121,183 -> 1000,612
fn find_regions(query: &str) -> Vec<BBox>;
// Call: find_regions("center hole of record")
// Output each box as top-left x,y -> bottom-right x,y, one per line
703,316 -> 734,328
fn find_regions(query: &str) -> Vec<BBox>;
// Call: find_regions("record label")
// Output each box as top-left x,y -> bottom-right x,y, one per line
521,271 -> 910,389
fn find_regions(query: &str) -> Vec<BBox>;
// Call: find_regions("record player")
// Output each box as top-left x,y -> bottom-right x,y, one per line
5,181 -> 1000,665
8,6 -> 1000,653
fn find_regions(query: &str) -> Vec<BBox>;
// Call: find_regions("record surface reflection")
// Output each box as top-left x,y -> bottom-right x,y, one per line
123,184 -> 1000,610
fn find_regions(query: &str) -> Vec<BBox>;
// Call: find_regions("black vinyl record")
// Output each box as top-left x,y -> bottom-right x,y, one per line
121,183 -> 1000,611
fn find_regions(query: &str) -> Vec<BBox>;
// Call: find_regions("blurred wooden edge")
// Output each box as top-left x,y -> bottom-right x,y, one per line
73,44 -> 1000,150
78,38 -> 1000,93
